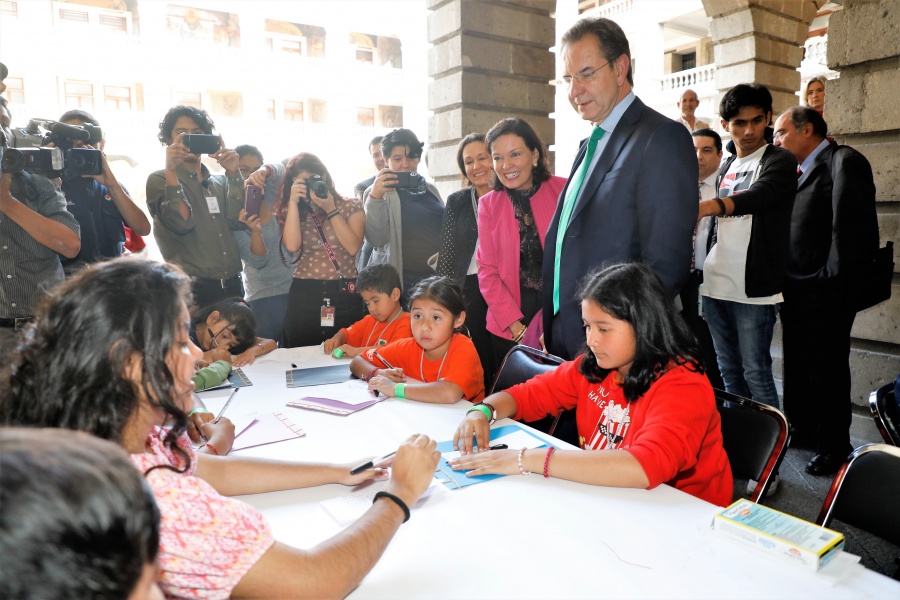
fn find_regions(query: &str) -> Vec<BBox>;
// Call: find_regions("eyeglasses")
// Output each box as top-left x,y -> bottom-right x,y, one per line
561,60 -> 613,87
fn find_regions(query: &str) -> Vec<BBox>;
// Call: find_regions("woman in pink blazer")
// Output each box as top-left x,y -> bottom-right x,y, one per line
477,118 -> 567,368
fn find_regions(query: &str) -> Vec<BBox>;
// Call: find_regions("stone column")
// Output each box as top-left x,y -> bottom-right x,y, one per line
426,0 -> 556,199
702,0 -> 819,116
827,0 -> 900,396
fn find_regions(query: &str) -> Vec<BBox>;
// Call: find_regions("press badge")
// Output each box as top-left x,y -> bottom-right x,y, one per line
206,196 -> 221,214
321,298 -> 335,327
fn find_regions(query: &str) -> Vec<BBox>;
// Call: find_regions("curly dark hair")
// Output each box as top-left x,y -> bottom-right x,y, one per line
577,263 -> 704,401
381,128 -> 425,162
719,83 -> 772,122
0,258 -> 194,470
484,117 -> 552,191
157,105 -> 215,145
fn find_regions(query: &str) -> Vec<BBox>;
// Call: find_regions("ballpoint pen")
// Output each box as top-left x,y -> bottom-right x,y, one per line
349,450 -> 397,475
214,388 -> 238,423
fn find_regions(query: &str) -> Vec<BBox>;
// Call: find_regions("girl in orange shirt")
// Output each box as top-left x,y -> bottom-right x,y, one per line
350,276 -> 485,403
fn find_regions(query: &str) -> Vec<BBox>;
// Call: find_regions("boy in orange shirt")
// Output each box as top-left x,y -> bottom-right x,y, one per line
324,264 -> 411,358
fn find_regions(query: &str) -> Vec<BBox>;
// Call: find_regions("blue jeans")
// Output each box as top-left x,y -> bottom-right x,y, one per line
248,293 -> 290,347
702,297 -> 780,409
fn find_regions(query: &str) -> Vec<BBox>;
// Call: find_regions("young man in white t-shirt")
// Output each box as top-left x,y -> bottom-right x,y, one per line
697,84 -> 797,413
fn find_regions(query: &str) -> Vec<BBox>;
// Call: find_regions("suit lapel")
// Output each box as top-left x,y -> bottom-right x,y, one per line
567,99 -> 643,224
798,141 -> 835,190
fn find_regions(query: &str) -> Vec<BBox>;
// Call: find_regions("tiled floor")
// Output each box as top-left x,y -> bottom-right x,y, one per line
733,406 -> 899,577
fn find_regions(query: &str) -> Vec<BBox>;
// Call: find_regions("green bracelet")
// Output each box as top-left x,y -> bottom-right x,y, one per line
394,382 -> 407,399
467,404 -> 492,421
188,408 -> 210,416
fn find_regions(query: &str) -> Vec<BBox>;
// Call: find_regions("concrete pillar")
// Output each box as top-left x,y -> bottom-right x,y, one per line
702,0 -> 819,116
426,0 -> 556,200
826,0 -> 900,399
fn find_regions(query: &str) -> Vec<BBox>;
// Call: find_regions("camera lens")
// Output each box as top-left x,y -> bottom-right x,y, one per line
0,148 -> 24,174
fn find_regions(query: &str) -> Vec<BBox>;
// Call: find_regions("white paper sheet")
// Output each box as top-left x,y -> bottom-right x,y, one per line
321,478 -> 446,524
255,345 -> 326,364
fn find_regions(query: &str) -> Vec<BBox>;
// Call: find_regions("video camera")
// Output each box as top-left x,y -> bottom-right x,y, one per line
1,119 -> 103,179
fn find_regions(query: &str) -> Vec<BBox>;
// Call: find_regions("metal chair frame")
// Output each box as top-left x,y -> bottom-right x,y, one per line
869,382 -> 899,447
816,443 -> 900,547
491,345 -> 569,440
714,388 -> 790,503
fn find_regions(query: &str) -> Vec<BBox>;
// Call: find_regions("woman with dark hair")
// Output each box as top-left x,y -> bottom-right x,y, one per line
436,133 -> 495,390
0,428 -> 164,599
364,128 -> 444,294
254,152 -> 365,347
804,77 -> 826,115
477,118 -> 566,366
450,262 -> 733,506
0,258 -> 441,599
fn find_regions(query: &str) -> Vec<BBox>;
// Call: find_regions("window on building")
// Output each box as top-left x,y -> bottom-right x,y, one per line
175,91 -> 202,107
680,52 -> 696,71
59,7 -> 89,23
5,77 -> 24,104
99,13 -> 128,33
281,39 -> 303,55
357,107 -> 374,127
104,85 -> 132,110
309,99 -> 327,124
284,101 -> 304,122
266,99 -> 276,120
0,1 -> 18,17
65,81 -> 94,108
355,48 -> 373,64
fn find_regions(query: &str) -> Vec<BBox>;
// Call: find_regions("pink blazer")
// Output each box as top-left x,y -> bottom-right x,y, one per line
476,176 -> 566,339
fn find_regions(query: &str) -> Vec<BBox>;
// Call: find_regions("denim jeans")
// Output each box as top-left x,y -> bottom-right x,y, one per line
702,297 -> 780,409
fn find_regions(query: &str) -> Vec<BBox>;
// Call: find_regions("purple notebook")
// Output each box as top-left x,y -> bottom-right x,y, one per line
286,395 -> 385,416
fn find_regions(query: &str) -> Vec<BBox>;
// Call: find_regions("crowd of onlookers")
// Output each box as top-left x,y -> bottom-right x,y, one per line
0,12 -> 887,598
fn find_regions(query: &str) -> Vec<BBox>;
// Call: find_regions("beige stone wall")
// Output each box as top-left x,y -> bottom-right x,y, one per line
426,0 -> 556,200
826,0 -> 900,401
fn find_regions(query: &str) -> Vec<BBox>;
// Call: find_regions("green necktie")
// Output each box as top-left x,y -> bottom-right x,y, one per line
553,126 -> 605,314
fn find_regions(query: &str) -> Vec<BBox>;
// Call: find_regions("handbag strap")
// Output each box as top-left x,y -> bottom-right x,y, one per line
309,209 -> 346,278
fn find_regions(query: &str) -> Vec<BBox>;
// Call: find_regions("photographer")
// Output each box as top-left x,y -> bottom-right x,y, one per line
250,153 -> 365,347
146,105 -> 245,309
0,97 -> 80,353
56,109 -> 150,274
363,128 -> 444,295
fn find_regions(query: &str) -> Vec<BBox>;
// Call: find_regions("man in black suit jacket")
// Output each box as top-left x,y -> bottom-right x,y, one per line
773,106 -> 879,476
543,17 -> 697,359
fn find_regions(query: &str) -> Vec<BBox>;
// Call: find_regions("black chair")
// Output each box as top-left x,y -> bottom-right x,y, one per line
714,388 -> 790,503
491,345 -> 578,446
869,382 -> 899,447
816,443 -> 900,547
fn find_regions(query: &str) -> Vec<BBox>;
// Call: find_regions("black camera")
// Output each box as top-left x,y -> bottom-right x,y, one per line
305,174 -> 329,199
1,147 -> 63,175
4,119 -> 104,178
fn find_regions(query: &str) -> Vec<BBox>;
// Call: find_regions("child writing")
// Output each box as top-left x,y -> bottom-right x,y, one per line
191,300 -> 277,367
350,276 -> 485,404
450,263 -> 733,506
324,264 -> 412,358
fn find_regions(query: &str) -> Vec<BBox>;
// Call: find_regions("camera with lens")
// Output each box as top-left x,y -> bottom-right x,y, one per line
305,174 -> 329,199
3,118 -> 103,179
1,147 -> 63,175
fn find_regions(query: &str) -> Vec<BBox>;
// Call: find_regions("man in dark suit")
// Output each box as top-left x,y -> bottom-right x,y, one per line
773,106 -> 879,475
543,16 -> 698,360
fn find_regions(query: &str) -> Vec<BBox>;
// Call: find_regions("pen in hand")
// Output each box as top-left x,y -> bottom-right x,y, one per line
350,451 -> 397,475
214,388 -> 238,424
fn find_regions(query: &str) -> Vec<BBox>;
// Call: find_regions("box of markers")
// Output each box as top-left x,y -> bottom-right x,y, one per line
712,500 -> 844,571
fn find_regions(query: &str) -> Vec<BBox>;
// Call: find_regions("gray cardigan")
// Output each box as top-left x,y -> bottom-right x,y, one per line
362,182 -> 443,288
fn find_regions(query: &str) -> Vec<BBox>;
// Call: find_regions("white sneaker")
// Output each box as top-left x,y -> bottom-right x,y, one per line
746,475 -> 779,498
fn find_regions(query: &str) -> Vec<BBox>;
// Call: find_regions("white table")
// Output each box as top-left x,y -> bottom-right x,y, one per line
209,349 -> 900,599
